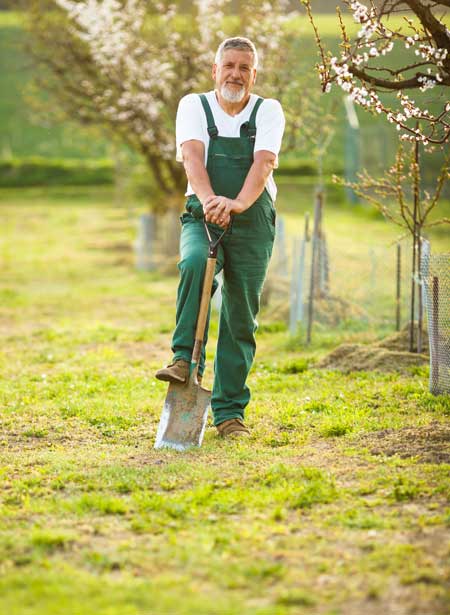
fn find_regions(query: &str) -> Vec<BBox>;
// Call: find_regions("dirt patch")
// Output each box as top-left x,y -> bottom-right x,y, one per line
318,324 -> 429,374
357,421 -> 450,463
318,345 -> 428,374
374,326 -> 429,354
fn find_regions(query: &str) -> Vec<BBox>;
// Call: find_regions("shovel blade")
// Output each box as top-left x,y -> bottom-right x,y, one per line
154,378 -> 211,450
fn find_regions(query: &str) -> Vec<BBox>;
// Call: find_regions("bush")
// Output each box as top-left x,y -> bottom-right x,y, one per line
0,156 -> 115,187
277,159 -> 317,176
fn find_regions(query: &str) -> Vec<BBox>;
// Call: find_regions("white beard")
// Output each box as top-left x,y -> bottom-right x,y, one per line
220,83 -> 246,103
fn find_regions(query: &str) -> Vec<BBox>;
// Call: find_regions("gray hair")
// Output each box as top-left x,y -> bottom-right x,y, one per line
215,37 -> 258,69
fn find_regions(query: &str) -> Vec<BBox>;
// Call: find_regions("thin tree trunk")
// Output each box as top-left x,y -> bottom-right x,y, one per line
396,243 -> 401,332
409,136 -> 420,353
417,234 -> 424,353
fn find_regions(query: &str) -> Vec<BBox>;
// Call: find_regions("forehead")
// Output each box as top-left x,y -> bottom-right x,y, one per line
219,48 -> 255,67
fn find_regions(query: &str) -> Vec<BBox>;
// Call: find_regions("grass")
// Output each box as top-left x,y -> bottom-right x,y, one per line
0,185 -> 449,614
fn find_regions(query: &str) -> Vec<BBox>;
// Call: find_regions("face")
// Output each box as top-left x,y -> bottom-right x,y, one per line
212,49 -> 257,103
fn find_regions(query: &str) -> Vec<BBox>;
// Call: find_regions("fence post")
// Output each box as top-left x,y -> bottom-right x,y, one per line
135,213 -> 157,271
275,216 -> 288,278
292,213 -> 310,330
289,238 -> 301,335
430,276 -> 440,395
307,191 -> 322,344
344,96 -> 360,204
320,232 -> 330,297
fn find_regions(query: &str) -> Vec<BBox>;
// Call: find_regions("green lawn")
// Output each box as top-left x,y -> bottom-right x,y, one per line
0,185 -> 449,615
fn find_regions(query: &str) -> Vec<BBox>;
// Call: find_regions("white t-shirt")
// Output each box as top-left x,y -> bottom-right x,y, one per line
176,90 -> 285,202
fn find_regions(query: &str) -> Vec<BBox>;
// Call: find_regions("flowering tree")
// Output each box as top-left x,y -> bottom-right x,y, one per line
23,0 -> 331,209
302,0 -> 450,145
334,143 -> 449,350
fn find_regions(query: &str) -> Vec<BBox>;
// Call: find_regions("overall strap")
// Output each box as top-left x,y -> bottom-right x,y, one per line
246,97 -> 264,139
199,94 -> 219,139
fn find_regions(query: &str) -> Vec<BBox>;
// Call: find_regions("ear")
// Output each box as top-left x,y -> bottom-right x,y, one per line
212,63 -> 217,81
252,69 -> 257,86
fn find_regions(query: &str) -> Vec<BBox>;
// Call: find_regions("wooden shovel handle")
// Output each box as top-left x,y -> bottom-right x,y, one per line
192,256 -> 216,364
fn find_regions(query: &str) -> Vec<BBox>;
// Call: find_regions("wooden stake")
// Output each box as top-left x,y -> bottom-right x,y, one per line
396,243 -> 401,331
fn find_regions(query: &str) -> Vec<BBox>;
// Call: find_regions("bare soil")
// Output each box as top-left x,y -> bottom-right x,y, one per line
318,325 -> 430,374
357,420 -> 450,464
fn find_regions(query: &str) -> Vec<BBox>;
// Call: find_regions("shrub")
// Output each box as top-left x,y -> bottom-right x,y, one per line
0,156 -> 114,187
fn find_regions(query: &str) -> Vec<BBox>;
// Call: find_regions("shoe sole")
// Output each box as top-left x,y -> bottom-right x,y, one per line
155,374 -> 186,383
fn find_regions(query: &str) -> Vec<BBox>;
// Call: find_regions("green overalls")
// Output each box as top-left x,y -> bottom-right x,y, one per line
172,93 -> 276,426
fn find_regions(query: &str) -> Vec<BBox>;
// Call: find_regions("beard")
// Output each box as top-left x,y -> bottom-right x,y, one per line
220,83 -> 246,103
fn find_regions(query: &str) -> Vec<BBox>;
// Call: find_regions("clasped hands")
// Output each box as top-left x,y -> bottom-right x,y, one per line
202,195 -> 246,229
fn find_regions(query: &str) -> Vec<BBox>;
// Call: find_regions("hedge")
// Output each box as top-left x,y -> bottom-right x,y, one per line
0,157 -> 115,187
0,156 -> 341,188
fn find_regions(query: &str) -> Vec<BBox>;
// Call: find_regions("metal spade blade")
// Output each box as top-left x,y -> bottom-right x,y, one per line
154,373 -> 211,450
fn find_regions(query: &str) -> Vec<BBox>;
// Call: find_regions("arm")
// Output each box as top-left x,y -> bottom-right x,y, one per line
181,140 -> 215,206
203,150 -> 276,226
236,149 -> 277,210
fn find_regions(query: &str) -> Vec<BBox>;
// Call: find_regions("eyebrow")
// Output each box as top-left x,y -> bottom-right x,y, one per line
223,61 -> 251,68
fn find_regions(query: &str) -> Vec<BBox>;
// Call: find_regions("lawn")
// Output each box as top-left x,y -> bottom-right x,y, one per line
0,185 -> 449,615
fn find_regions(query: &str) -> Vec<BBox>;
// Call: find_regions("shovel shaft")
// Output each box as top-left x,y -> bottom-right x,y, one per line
192,256 -> 216,364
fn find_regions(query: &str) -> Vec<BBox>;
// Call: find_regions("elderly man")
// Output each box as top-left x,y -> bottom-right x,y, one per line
156,36 -> 285,438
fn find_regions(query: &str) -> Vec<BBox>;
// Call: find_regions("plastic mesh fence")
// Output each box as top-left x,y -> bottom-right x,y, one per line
421,249 -> 450,396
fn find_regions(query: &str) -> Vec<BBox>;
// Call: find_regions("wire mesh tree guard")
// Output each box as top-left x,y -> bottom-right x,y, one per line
421,248 -> 450,396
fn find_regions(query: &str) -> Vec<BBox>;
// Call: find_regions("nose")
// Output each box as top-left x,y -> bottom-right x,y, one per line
231,65 -> 240,79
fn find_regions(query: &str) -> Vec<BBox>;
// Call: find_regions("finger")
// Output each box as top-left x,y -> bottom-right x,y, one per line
211,205 -> 224,220
218,212 -> 230,226
203,194 -> 217,207
204,196 -> 222,212
204,203 -> 220,216
207,210 -> 220,223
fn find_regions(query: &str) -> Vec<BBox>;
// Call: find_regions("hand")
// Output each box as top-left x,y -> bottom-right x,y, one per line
203,196 -> 245,228
200,194 -> 228,228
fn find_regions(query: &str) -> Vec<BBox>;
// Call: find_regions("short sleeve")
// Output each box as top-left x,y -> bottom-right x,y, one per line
175,94 -> 206,162
254,99 -> 285,167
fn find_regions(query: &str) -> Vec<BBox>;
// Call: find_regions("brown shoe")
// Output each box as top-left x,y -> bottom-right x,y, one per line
155,359 -> 190,384
216,418 -> 250,438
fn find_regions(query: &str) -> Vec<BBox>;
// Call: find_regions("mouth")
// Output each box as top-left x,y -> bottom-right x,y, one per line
226,81 -> 244,87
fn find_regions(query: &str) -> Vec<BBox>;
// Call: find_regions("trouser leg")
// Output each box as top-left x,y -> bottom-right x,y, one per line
171,218 -> 224,376
211,224 -> 274,425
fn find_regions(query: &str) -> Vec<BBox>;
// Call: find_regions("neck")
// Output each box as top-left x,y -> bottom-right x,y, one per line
215,89 -> 251,116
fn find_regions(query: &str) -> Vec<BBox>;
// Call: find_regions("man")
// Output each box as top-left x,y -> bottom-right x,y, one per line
156,36 -> 285,438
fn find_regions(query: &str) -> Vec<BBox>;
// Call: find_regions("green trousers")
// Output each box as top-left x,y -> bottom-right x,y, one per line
171,197 -> 275,426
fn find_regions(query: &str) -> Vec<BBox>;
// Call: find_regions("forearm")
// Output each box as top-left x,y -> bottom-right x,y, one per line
234,158 -> 275,212
183,157 -> 215,205
202,153 -> 276,227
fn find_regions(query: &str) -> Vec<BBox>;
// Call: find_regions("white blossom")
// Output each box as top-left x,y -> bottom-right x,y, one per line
312,0 -> 449,143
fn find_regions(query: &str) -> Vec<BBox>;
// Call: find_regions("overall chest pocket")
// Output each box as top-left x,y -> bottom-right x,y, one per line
210,153 -> 253,169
